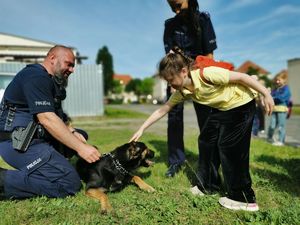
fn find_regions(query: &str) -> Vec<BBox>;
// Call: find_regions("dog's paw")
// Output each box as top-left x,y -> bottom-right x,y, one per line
101,205 -> 113,214
144,185 -> 156,192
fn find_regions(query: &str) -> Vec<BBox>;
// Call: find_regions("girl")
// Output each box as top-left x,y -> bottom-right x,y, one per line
130,52 -> 274,211
267,72 -> 291,146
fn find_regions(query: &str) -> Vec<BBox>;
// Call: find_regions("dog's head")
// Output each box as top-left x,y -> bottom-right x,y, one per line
112,141 -> 155,171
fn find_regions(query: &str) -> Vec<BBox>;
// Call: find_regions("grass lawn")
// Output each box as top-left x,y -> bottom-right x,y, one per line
0,106 -> 300,225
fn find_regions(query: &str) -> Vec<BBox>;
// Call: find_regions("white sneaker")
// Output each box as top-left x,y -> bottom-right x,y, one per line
272,141 -> 284,146
190,186 -> 205,196
219,197 -> 259,212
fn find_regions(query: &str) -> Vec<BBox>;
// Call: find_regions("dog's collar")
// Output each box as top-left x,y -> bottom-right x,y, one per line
104,153 -> 130,176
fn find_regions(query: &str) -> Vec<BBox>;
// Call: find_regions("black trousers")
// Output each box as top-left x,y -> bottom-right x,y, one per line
195,100 -> 256,202
167,86 -> 211,166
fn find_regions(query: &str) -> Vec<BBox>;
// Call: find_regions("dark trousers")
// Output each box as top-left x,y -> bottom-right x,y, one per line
167,87 -> 212,166
0,139 -> 82,199
195,100 -> 256,202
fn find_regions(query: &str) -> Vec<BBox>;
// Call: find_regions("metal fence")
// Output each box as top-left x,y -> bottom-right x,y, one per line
0,62 -> 104,117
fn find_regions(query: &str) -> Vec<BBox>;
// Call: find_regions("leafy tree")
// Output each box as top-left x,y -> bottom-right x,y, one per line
125,78 -> 142,96
139,77 -> 154,95
246,66 -> 259,75
96,46 -> 114,95
111,80 -> 123,94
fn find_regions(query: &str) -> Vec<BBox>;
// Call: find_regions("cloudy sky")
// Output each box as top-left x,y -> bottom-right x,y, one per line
1,0 -> 300,78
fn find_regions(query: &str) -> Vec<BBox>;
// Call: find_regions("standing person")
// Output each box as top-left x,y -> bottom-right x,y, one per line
0,45 -> 101,200
267,72 -> 291,146
252,79 -> 266,137
163,0 -> 217,177
130,52 -> 274,211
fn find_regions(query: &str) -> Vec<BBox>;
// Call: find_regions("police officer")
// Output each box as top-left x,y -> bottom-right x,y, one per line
163,0 -> 217,177
0,45 -> 100,199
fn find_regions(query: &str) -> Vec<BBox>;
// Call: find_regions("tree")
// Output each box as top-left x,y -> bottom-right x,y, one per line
96,46 -> 114,95
140,77 -> 154,96
125,78 -> 142,96
246,66 -> 259,75
111,80 -> 123,94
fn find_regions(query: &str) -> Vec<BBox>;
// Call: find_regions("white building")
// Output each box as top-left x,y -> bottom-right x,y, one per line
288,58 -> 300,105
0,32 -> 86,64
0,32 -> 104,116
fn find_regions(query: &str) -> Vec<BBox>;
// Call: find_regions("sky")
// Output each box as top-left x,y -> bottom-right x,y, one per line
1,0 -> 300,78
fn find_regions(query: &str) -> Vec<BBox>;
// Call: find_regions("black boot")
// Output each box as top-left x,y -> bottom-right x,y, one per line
0,167 -> 7,200
165,164 -> 181,178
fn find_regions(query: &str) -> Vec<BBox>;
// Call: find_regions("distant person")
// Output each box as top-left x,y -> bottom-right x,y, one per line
267,72 -> 291,146
0,45 -> 100,200
163,0 -> 217,177
252,79 -> 266,136
130,52 -> 274,211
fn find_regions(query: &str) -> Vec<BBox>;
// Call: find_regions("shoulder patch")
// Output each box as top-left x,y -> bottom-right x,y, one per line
164,17 -> 175,25
200,11 -> 211,19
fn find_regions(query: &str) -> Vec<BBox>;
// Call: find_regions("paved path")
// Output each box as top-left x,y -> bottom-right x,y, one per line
109,103 -> 300,148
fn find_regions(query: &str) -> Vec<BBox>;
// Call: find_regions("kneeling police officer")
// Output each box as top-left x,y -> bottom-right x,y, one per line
0,45 -> 101,199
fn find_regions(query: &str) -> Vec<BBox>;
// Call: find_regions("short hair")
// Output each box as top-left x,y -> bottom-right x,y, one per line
47,45 -> 73,57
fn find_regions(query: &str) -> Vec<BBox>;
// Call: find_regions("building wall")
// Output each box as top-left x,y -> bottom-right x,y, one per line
63,64 -> 104,117
0,62 -> 104,116
152,76 -> 167,103
288,58 -> 300,105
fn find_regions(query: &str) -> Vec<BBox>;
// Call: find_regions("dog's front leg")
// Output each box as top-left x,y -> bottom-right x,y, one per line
131,175 -> 155,192
86,188 -> 113,214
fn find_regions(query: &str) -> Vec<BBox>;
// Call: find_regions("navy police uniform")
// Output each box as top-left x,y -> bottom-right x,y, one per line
163,11 -> 217,167
0,64 -> 82,199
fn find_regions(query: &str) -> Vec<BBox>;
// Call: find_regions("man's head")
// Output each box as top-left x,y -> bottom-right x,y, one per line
43,45 -> 75,87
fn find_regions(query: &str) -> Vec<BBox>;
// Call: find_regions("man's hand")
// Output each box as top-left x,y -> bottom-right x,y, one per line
77,144 -> 101,163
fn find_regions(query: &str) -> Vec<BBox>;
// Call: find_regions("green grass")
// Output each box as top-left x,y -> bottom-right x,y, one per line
0,108 -> 300,225
103,105 -> 148,118
292,106 -> 300,116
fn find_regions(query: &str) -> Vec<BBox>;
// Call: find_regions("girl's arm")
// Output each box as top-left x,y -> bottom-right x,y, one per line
129,102 -> 173,142
228,71 -> 274,115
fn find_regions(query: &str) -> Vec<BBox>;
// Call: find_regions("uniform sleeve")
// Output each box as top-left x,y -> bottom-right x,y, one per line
23,76 -> 55,114
167,91 -> 185,106
200,12 -> 217,55
163,18 -> 174,54
203,66 -> 230,85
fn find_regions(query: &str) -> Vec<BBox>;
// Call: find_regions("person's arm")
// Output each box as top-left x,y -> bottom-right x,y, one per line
228,71 -> 274,115
129,102 -> 173,142
37,112 -> 100,163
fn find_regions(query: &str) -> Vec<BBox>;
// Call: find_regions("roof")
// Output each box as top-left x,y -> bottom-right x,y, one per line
0,32 -> 59,48
113,74 -> 132,85
236,60 -> 269,75
0,32 -> 87,63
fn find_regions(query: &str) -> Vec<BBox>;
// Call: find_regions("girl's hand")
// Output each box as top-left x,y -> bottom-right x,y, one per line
129,129 -> 144,142
261,94 -> 274,116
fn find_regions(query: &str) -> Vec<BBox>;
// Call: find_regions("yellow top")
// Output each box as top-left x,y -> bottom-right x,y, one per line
273,105 -> 288,112
168,67 -> 257,111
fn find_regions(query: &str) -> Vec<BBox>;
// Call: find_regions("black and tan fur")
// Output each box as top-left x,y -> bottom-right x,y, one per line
76,141 -> 155,213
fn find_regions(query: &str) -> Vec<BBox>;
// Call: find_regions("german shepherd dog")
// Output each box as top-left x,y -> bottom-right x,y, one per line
76,141 -> 155,213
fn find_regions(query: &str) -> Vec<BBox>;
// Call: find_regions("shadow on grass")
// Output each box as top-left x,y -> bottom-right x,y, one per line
148,139 -> 200,185
253,154 -> 300,197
